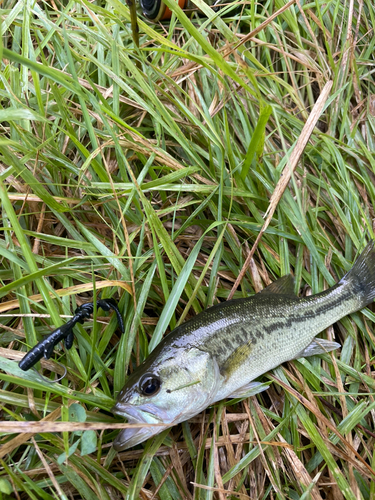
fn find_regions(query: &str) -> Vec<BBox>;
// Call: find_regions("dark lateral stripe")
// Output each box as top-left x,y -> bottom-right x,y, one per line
260,291 -> 355,336
241,327 -> 255,344
298,290 -> 353,318
237,327 -> 261,345
263,322 -> 289,335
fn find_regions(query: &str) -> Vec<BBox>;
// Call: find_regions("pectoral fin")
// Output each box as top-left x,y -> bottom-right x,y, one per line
295,338 -> 340,359
228,381 -> 270,399
221,340 -> 253,379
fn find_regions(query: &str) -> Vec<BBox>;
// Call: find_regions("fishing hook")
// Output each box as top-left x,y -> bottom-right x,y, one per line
19,298 -> 124,372
32,361 -> 67,384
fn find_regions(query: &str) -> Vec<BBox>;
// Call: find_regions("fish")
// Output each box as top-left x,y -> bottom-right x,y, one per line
112,241 -> 375,451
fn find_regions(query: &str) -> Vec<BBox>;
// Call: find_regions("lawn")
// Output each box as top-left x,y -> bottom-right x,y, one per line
0,0 -> 375,498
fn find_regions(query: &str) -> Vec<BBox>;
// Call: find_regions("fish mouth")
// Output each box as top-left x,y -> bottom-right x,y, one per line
112,402 -> 170,451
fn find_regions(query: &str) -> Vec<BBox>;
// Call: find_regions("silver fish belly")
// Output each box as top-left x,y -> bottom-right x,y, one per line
112,241 -> 375,451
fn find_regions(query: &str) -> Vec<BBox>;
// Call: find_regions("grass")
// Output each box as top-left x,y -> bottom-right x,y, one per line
0,0 -> 375,497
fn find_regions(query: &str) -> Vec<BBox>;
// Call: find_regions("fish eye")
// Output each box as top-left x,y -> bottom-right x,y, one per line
139,374 -> 161,396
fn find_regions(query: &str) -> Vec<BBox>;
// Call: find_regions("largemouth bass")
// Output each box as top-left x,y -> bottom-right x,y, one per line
112,241 -> 375,451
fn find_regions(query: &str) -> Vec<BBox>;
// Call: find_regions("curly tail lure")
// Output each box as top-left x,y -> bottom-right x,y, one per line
19,298 -> 124,372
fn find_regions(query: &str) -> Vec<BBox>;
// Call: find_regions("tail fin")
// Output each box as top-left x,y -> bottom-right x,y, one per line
340,241 -> 375,308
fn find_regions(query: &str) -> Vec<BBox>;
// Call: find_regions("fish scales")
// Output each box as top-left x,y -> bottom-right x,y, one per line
112,241 -> 375,450
156,286 -> 357,402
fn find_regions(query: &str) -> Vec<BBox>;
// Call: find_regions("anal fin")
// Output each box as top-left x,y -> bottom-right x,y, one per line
295,338 -> 340,359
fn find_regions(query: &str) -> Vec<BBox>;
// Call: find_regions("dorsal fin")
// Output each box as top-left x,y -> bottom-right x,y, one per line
260,274 -> 296,296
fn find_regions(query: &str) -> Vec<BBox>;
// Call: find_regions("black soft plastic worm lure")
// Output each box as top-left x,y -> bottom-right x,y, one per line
19,298 -> 124,371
